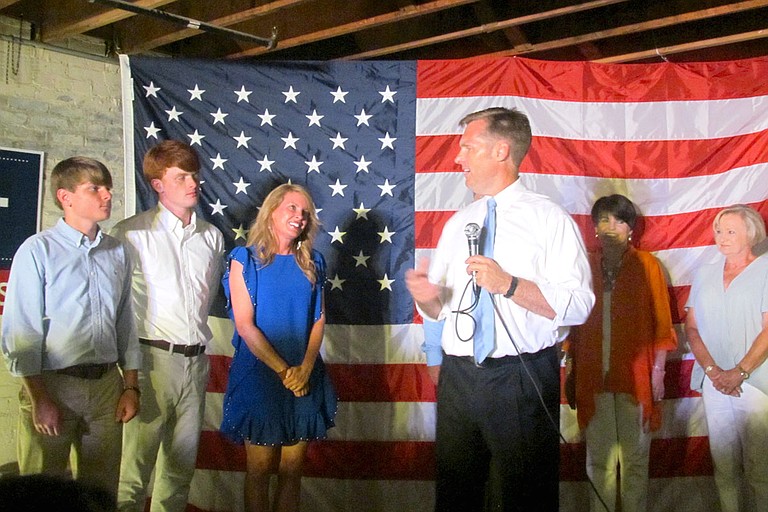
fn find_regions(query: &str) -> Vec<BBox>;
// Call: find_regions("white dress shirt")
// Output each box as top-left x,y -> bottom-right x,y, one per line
425,179 -> 594,357
111,203 -> 225,346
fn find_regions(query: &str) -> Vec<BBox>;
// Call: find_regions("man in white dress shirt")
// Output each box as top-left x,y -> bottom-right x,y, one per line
406,107 -> 594,511
113,141 -> 225,512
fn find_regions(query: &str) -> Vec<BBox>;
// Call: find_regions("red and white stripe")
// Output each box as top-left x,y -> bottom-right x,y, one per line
186,56 -> 768,511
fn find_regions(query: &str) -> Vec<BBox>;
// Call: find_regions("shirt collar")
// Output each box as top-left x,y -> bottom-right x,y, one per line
156,201 -> 197,234
55,217 -> 104,248
489,177 -> 527,209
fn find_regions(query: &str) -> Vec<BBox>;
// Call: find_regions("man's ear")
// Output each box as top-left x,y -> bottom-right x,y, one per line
150,178 -> 163,195
56,188 -> 71,208
494,140 -> 510,162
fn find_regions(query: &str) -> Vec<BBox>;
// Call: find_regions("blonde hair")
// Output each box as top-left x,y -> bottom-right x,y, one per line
246,184 -> 320,284
51,157 -> 112,209
713,204 -> 767,249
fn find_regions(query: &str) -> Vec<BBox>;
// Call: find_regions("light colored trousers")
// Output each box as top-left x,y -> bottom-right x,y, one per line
17,367 -> 123,496
585,392 -> 652,512
702,378 -> 768,512
118,346 -> 209,512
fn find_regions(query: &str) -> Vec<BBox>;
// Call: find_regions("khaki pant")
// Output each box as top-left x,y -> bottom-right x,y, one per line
585,392 -> 652,512
118,346 -> 209,512
17,367 -> 123,497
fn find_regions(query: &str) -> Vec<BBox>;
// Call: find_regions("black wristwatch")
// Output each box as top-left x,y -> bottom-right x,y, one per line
504,276 -> 519,298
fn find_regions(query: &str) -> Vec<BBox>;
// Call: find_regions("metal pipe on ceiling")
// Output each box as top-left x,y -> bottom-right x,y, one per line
88,0 -> 278,50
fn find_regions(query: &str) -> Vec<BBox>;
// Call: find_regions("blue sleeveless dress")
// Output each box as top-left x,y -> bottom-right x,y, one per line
220,245 -> 337,445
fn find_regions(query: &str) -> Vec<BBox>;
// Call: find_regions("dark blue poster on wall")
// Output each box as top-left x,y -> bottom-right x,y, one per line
0,148 -> 45,270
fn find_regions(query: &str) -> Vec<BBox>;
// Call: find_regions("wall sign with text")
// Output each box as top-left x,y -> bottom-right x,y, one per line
0,148 -> 44,316
0,147 -> 45,270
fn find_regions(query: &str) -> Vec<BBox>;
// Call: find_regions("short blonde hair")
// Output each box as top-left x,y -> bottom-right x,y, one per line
713,204 -> 766,248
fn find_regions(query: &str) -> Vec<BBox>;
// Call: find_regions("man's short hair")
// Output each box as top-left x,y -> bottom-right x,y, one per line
50,157 -> 112,210
459,107 -> 532,167
142,140 -> 200,183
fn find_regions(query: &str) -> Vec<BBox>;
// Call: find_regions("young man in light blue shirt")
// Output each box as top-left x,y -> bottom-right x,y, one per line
1,156 -> 140,496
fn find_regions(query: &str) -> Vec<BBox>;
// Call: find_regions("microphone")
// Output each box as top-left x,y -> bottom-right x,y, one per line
464,223 -> 480,293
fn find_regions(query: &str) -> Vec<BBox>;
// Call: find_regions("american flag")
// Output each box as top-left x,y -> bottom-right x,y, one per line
120,55 -> 768,512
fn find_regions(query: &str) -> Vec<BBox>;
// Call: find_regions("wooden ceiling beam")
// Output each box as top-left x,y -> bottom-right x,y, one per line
40,0 -> 176,41
342,0 -> 628,59
0,0 -> 22,9
120,0 -> 308,54
483,0 -> 768,58
596,27 -> 768,63
225,0 -> 480,59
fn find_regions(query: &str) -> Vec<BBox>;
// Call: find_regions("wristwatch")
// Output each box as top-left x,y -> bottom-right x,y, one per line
504,276 -> 519,298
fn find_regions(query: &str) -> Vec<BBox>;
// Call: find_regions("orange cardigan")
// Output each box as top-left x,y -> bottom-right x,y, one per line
568,247 -> 677,431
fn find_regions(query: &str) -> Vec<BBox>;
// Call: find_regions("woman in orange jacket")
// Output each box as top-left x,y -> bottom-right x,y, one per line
567,194 -> 677,512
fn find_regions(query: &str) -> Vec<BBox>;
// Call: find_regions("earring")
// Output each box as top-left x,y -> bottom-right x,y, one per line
628,234 -> 633,242
595,233 -> 599,238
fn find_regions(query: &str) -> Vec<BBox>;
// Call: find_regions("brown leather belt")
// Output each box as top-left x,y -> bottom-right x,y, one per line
139,338 -> 206,357
54,362 -> 116,380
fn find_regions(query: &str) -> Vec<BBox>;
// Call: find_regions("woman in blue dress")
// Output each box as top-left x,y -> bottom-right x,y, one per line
220,183 -> 336,512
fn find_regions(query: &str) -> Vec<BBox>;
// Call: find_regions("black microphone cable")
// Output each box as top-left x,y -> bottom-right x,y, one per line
450,275 -> 481,343
486,290 -> 612,512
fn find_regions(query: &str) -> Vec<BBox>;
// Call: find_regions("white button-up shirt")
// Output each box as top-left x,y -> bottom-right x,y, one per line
425,179 -> 594,357
111,203 -> 225,346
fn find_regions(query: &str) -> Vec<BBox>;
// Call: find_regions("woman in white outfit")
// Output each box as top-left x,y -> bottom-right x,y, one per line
685,204 -> 768,512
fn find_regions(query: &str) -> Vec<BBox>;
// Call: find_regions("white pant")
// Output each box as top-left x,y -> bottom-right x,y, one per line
702,378 -> 768,512
118,346 -> 210,512
584,392 -> 652,512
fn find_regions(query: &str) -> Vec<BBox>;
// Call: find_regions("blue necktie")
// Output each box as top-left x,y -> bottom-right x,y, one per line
474,197 -> 496,364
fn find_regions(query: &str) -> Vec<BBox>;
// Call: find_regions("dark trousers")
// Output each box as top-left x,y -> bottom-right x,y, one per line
435,348 -> 560,512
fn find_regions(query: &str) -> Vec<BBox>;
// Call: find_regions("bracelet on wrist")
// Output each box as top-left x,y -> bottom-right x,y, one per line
704,365 -> 716,374
123,386 -> 141,397
737,365 -> 750,380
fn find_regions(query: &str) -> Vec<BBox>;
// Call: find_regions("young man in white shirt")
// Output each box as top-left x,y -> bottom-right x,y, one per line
113,141 -> 225,512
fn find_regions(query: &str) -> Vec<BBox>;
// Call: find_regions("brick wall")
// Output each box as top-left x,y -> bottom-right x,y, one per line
0,20 -> 126,471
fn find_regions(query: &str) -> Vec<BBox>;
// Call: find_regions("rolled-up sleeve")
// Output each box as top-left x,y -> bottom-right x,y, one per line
537,210 -> 595,329
1,240 -> 47,376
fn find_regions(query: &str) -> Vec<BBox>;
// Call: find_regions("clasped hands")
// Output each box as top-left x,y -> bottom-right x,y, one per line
280,365 -> 311,397
708,366 -> 745,397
